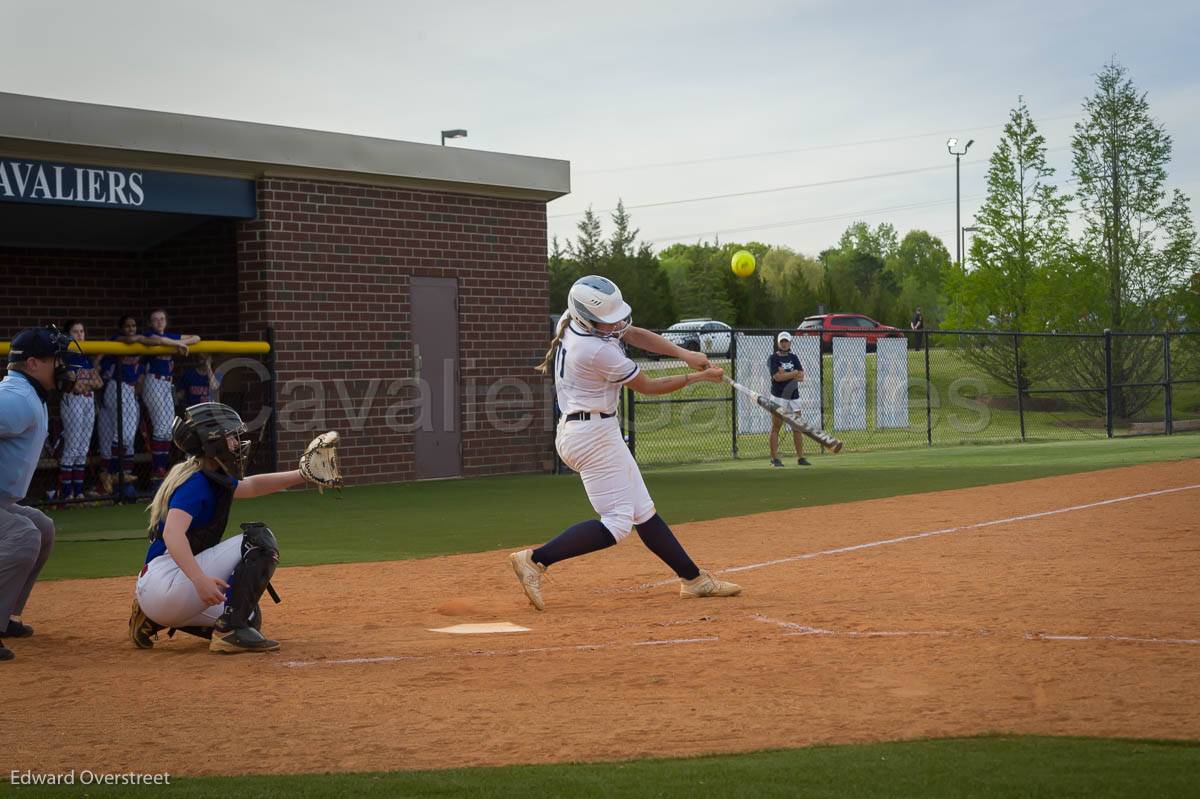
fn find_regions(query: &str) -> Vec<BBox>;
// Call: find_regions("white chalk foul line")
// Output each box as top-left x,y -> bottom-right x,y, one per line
281,635 -> 719,669
630,483 -> 1200,590
753,615 -> 1200,647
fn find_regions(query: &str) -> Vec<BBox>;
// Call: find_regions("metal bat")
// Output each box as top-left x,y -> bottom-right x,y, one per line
722,375 -> 844,453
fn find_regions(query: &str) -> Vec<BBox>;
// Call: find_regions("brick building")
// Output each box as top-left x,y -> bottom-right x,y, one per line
0,92 -> 570,484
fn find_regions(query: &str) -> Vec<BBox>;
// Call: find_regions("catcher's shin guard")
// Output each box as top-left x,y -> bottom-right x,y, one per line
212,523 -> 279,652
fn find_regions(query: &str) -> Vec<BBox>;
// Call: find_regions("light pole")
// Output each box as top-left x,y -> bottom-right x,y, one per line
962,225 -> 979,269
946,137 -> 974,265
441,129 -> 468,146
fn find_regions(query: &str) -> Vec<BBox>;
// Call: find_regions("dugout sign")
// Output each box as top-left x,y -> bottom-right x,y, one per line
0,157 -> 256,218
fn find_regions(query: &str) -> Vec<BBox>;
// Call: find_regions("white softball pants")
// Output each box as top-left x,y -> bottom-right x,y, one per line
60,393 -> 96,467
135,535 -> 244,628
556,416 -> 654,542
143,375 -> 175,440
101,381 -> 138,456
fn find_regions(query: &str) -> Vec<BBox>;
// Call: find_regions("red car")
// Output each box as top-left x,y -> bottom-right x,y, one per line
795,313 -> 905,352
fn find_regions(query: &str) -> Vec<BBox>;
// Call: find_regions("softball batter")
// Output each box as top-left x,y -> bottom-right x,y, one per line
57,321 -> 103,501
128,402 -> 305,653
510,275 -> 741,610
142,309 -> 199,486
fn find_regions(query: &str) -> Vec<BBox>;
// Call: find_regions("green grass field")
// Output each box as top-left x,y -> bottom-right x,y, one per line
9,736 -> 1200,798
25,434 -> 1200,797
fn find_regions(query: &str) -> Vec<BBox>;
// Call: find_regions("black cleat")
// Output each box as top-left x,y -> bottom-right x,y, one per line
210,626 -> 279,654
770,458 -> 784,467
798,457 -> 812,466
4,619 -> 33,638
0,640 -> 13,662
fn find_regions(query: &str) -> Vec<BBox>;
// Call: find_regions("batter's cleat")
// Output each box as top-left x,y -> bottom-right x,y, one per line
509,549 -> 546,611
680,570 -> 743,599
4,618 -> 33,638
770,458 -> 784,467
797,457 -> 811,466
209,626 -> 279,654
129,598 -> 164,649
0,640 -> 12,662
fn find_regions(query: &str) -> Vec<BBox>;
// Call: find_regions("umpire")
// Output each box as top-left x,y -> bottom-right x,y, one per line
0,327 -> 69,661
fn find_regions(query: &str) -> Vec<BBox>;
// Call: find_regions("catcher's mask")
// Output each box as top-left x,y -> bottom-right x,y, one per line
172,402 -> 251,479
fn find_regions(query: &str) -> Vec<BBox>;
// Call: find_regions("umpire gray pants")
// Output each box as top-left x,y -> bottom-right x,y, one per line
0,502 -> 55,622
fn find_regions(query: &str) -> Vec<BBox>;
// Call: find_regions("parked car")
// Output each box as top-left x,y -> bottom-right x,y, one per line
795,313 -> 904,353
662,319 -> 732,356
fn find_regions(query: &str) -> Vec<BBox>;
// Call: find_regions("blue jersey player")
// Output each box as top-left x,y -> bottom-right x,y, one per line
97,315 -> 145,496
142,309 -> 200,487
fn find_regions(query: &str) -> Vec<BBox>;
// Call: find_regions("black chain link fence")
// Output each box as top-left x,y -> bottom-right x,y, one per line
622,329 -> 1200,467
33,339 -> 275,508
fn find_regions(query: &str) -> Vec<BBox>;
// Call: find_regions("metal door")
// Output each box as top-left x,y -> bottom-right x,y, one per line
411,277 -> 460,479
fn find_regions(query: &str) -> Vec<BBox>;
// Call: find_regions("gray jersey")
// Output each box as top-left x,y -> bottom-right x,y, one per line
553,312 -> 641,415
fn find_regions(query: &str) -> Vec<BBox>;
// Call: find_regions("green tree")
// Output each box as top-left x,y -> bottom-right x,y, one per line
1066,60 -> 1199,416
942,97 -> 1072,392
566,206 -> 605,274
889,230 -> 952,329
547,235 -> 577,312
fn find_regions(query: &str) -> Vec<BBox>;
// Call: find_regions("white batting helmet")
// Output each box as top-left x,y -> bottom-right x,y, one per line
567,275 -> 633,338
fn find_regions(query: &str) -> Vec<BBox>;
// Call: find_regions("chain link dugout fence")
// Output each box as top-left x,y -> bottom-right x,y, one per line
31,337 -> 276,508
621,329 -> 1200,467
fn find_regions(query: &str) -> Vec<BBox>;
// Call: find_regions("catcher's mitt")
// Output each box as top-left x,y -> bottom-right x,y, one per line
299,431 -> 342,494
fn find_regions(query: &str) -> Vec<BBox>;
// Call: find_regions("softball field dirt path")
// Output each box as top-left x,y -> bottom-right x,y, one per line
7,460 -> 1200,776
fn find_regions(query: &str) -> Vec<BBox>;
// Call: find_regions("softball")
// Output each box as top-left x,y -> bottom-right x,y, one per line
731,249 -> 756,278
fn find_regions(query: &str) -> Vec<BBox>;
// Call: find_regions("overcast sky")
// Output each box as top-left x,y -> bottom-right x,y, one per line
4,0 -> 1197,256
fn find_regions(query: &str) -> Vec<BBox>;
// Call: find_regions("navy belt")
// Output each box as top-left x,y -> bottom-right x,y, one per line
564,411 -> 616,422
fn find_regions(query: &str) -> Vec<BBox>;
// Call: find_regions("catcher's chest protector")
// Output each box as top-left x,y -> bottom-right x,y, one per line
151,471 -> 235,556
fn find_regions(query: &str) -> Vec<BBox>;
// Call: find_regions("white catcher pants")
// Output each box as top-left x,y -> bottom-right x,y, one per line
60,393 -> 96,467
556,416 -> 654,542
135,535 -> 244,628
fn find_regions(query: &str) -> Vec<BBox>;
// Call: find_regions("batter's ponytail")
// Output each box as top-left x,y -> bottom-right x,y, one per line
146,456 -> 202,535
536,315 -> 570,376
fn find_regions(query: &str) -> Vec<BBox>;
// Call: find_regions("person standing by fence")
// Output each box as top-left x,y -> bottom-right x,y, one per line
141,309 -> 200,489
56,321 -> 103,502
768,331 -> 810,467
98,315 -> 144,498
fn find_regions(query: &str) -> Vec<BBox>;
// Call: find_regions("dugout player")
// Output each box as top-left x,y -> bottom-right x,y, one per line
98,315 -> 144,497
768,331 -> 809,467
176,354 -> 220,409
141,309 -> 200,487
56,321 -> 103,502
0,327 -> 72,661
128,402 -> 305,654
509,275 -> 742,611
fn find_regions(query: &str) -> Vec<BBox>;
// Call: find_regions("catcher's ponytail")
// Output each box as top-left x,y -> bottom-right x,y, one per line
536,315 -> 570,376
146,456 -> 202,535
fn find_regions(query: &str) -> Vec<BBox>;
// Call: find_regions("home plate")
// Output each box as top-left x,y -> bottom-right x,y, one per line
429,622 -> 531,635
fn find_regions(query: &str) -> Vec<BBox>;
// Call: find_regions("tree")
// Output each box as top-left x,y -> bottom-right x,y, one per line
547,235 -> 577,312
942,97 -> 1073,392
566,207 -> 605,274
1066,59 -> 1199,417
889,230 -> 952,329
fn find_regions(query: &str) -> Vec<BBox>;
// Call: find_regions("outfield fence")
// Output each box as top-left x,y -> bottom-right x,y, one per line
621,328 -> 1200,466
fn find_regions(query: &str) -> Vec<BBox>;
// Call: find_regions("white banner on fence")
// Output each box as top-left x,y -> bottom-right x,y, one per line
832,337 -> 867,431
734,334 -> 823,435
875,338 -> 909,428
734,334 -> 774,435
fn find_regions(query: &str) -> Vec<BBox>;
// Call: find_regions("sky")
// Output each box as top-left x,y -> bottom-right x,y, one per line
3,0 -> 1197,257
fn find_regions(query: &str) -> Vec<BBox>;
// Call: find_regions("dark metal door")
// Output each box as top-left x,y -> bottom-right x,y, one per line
411,277 -> 460,479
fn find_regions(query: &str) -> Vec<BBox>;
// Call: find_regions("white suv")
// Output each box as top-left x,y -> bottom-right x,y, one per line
662,319 -> 732,356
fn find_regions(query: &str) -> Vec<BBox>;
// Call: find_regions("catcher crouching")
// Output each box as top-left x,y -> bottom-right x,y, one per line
127,403 -> 341,654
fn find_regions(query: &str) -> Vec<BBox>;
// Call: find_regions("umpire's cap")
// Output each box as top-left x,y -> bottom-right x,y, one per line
8,326 -> 72,362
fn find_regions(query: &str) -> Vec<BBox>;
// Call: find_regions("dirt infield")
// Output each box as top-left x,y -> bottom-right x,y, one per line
8,460 -> 1200,777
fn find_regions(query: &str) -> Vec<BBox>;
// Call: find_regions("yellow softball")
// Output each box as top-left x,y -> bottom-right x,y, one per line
731,249 -> 756,278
